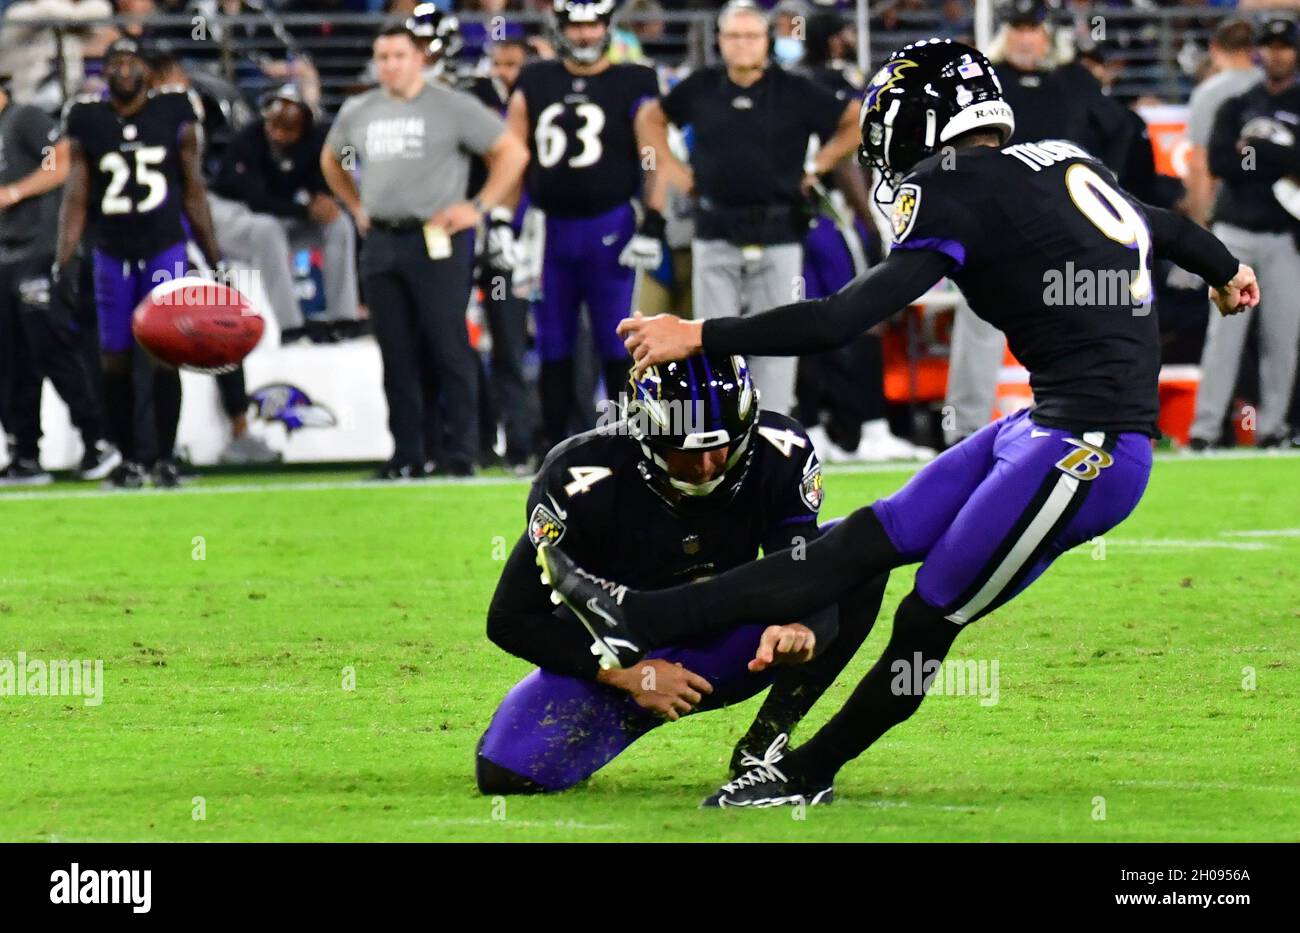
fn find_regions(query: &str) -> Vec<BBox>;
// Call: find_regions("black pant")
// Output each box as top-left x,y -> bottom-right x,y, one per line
478,265 -> 533,464
361,227 -> 479,470
0,250 -> 104,460
795,332 -> 886,450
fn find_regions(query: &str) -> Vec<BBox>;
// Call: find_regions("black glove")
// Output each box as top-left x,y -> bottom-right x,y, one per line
47,255 -> 82,330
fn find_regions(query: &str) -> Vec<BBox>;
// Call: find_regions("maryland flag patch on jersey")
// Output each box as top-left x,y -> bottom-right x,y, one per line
890,183 -> 922,242
528,502 -> 567,548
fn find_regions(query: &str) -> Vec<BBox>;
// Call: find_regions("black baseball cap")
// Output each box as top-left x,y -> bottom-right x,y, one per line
104,37 -> 148,65
1258,17 -> 1297,48
1005,0 -> 1047,28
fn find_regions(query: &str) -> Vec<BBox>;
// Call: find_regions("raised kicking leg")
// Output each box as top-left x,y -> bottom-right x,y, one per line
537,414 -> 1007,667
704,417 -> 1154,807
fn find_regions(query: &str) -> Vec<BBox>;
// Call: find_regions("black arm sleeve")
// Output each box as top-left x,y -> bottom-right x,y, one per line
1140,201 -> 1239,288
1246,139 -> 1300,175
485,535 -> 602,679
701,247 -> 954,357
759,521 -> 838,651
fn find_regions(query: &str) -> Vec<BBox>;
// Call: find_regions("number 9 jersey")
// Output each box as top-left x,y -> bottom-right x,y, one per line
61,89 -> 198,260
888,139 -> 1161,436
514,59 -> 659,217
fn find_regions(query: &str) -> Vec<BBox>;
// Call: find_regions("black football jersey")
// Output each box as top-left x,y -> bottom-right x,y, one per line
514,60 -> 659,217
889,140 -> 1161,435
62,89 -> 198,260
524,410 -> 823,588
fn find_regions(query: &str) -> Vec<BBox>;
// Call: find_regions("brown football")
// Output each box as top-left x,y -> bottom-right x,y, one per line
132,277 -> 264,372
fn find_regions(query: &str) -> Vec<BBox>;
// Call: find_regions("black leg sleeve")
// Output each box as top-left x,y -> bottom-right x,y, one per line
630,504 -> 904,646
216,365 -> 248,419
152,365 -> 182,463
783,590 -> 962,785
733,571 -> 889,761
102,364 -> 135,462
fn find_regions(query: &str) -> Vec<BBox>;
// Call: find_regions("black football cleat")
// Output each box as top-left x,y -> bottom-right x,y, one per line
535,543 -> 645,670
103,461 -> 148,490
152,459 -> 183,489
701,735 -> 834,809
0,458 -> 53,486
77,440 -> 122,481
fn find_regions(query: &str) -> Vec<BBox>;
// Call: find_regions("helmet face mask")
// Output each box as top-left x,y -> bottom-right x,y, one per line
858,38 -> 1015,204
624,356 -> 760,508
551,0 -> 615,64
405,3 -> 462,63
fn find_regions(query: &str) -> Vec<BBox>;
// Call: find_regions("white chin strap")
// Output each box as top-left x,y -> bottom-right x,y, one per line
646,431 -> 751,498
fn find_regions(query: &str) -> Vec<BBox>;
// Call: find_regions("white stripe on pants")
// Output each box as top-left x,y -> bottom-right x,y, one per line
691,239 -> 802,415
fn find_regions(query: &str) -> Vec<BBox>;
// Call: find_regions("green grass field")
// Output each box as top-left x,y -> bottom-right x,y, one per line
1,453 -> 1297,842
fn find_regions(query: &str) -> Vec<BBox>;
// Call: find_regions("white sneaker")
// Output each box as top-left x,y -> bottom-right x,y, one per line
219,434 -> 282,465
805,424 -> 859,464
853,419 -> 936,462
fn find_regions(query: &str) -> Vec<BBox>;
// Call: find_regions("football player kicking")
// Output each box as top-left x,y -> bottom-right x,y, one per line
476,357 -> 888,794
535,39 -> 1260,807
57,37 -> 224,488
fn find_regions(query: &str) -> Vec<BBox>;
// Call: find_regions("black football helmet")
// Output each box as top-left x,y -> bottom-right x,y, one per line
858,38 -> 1015,201
406,3 -> 462,61
551,0 -> 615,65
624,355 -> 759,509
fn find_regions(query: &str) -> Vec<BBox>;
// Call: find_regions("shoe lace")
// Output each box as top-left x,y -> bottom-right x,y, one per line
721,734 -> 789,792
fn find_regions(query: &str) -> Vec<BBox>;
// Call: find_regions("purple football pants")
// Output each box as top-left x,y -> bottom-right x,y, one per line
802,214 -> 872,299
92,243 -> 188,353
478,623 -> 775,791
873,408 -> 1152,622
534,202 -> 636,364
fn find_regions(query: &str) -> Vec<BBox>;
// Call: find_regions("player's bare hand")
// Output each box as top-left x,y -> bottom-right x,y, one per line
617,311 -> 704,376
600,659 -> 713,721
749,623 -> 816,672
352,208 -> 371,238
1211,263 -> 1259,316
429,200 -> 481,236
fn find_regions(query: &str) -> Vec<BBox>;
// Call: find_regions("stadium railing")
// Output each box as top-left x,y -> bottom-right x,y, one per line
1,6 -> 1288,117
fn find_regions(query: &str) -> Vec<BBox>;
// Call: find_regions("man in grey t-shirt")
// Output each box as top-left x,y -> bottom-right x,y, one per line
0,80 -> 118,484
1186,18 -> 1262,226
322,23 -> 528,478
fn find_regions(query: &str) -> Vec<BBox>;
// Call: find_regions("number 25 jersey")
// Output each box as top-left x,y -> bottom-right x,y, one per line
514,59 -> 658,218
62,90 -> 197,261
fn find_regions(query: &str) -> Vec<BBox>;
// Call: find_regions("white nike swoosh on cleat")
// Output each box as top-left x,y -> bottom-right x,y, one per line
587,597 -> 619,629
1031,429 -> 1051,438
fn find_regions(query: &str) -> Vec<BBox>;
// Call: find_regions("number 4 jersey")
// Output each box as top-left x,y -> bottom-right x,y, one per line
515,59 -> 658,218
888,140 -> 1162,436
62,89 -> 198,260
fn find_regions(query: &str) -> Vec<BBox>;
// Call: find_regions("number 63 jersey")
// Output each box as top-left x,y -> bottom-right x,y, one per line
61,90 -> 197,260
514,59 -> 658,218
889,140 -> 1162,436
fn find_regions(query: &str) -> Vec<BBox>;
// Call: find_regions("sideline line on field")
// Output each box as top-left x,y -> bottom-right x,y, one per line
1065,538 -> 1276,552
1,448 -> 1297,504
1115,779 -> 1300,796
412,816 -> 625,831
